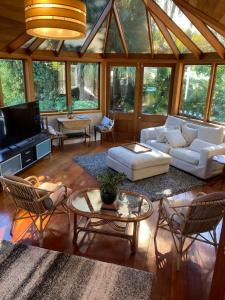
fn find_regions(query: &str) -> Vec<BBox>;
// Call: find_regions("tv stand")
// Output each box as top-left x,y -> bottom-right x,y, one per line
0,133 -> 51,176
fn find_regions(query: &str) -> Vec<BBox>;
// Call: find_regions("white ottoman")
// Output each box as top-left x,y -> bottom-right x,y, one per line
106,146 -> 171,181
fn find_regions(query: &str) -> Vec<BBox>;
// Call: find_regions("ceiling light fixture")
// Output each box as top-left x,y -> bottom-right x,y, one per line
24,0 -> 86,40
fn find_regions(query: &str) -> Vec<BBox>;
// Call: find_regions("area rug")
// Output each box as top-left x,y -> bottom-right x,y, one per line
74,152 -> 205,201
0,240 -> 152,300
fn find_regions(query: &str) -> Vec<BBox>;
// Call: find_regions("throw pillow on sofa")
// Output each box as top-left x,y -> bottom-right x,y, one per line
197,126 -> 224,145
189,138 -> 215,153
154,126 -> 169,143
165,129 -> 187,148
165,115 -> 186,129
182,124 -> 198,145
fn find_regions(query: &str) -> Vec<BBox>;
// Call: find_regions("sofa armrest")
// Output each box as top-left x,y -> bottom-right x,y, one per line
140,127 -> 156,143
199,143 -> 225,165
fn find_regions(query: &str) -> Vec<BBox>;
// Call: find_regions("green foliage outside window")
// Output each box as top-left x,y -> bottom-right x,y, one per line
179,65 -> 211,119
210,65 -> 225,123
71,63 -> 99,110
32,61 -> 67,112
142,67 -> 172,115
110,66 -> 136,112
0,59 -> 26,107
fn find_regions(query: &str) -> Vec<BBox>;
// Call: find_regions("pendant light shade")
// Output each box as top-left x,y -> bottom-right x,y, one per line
25,0 -> 86,40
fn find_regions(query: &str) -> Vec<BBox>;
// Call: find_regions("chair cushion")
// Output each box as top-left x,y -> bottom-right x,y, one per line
170,148 -> 200,165
101,116 -> 113,128
165,115 -> 186,129
165,129 -> 187,148
45,187 -> 73,209
182,124 -> 198,145
198,126 -> 224,145
147,140 -> 171,154
189,138 -> 215,153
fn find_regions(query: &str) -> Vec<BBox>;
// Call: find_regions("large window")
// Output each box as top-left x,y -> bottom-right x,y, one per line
179,65 -> 211,119
142,67 -> 172,115
0,59 -> 26,107
70,63 -> 99,110
210,65 -> 225,123
32,61 -> 66,112
110,66 -> 136,112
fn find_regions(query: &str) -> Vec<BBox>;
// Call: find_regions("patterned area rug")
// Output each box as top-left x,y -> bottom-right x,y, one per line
0,240 -> 152,300
74,152 -> 205,202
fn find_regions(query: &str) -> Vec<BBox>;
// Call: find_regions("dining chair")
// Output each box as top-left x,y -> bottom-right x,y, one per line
41,116 -> 66,149
154,192 -> 225,270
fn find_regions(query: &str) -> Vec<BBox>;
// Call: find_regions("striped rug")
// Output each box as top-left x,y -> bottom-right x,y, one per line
0,240 -> 153,300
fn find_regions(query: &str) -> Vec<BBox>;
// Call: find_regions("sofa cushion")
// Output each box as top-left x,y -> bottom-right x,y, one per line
198,126 -> 224,145
182,124 -> 198,145
147,140 -> 171,153
170,148 -> 200,165
165,115 -> 186,129
189,138 -> 215,153
107,146 -> 171,170
165,129 -> 187,148
154,126 -> 170,142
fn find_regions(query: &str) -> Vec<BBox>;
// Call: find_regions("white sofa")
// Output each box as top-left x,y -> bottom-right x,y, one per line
140,116 -> 225,179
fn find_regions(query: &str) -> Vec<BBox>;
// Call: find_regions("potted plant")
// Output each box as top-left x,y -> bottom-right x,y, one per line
97,170 -> 126,205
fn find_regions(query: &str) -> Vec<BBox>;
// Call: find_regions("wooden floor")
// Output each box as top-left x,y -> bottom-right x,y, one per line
0,141 -> 224,300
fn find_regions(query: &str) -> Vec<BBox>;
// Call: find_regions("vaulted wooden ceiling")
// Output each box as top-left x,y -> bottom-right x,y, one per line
1,0 -> 225,59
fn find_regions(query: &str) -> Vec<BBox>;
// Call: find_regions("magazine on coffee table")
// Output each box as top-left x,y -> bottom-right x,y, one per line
122,142 -> 152,154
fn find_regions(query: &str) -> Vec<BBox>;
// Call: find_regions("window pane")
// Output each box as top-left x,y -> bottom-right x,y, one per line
0,59 -> 26,107
33,61 -> 66,112
210,65 -> 225,123
110,66 -> 136,112
142,67 -> 172,114
71,63 -> 99,110
180,65 -> 211,119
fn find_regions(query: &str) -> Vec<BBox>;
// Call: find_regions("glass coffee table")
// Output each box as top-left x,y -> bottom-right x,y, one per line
67,189 -> 153,253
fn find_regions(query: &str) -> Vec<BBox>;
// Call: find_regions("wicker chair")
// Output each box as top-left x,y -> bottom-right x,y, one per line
0,175 -> 72,246
154,192 -> 225,270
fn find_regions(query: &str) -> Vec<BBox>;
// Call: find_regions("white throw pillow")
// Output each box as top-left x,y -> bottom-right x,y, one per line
182,124 -> 198,145
198,126 -> 224,145
189,138 -> 215,153
165,115 -> 186,129
165,129 -> 187,148
154,126 -> 169,143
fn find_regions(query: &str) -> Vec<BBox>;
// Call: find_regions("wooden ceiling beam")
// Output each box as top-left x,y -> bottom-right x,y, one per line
146,9 -> 154,58
113,3 -> 128,56
175,3 -> 225,59
54,40 -> 64,57
5,32 -> 31,53
143,0 -> 202,59
152,13 -> 180,59
27,38 -> 45,55
174,0 -> 225,37
80,0 -> 115,55
103,10 -> 113,56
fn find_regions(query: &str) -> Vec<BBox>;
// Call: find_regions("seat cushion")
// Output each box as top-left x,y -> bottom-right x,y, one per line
107,146 -> 171,170
189,138 -> 215,153
147,140 -> 171,154
170,148 -> 200,165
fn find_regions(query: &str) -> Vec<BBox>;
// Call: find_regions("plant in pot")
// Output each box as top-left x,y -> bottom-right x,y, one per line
97,170 -> 126,205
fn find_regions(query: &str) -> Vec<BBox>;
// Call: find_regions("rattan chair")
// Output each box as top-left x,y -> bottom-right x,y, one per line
0,175 -> 72,246
154,192 -> 225,270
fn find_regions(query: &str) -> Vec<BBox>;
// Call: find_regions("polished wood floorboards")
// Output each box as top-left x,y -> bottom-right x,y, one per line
0,142 -> 223,300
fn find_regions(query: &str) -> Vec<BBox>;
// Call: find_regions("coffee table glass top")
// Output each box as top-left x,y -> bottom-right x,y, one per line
68,189 -> 153,221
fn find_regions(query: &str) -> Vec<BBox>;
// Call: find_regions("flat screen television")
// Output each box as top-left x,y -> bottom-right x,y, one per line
0,101 -> 41,149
